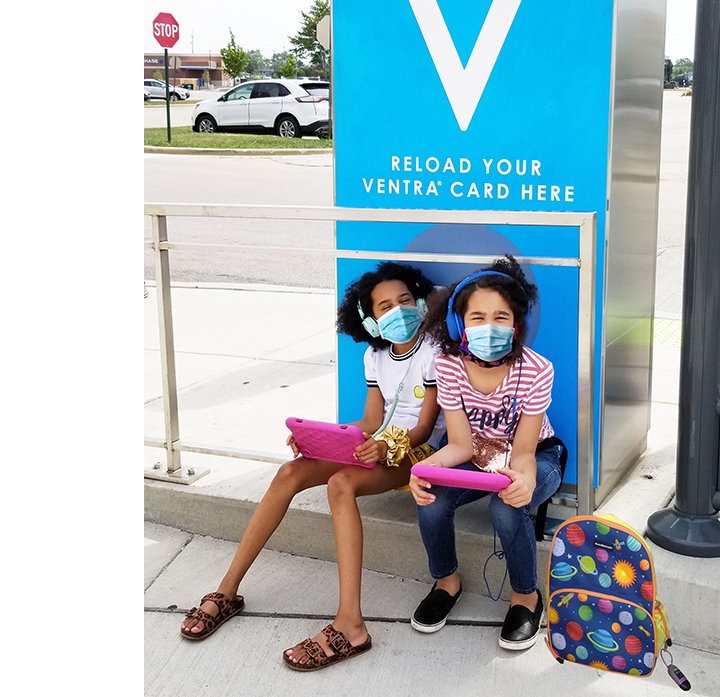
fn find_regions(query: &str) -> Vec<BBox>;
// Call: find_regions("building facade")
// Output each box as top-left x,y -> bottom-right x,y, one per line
144,54 -> 229,89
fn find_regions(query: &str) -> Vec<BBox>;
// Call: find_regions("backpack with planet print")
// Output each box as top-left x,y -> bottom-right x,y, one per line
545,515 -> 675,681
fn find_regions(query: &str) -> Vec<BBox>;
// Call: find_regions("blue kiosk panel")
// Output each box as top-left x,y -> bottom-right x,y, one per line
333,0 -> 615,487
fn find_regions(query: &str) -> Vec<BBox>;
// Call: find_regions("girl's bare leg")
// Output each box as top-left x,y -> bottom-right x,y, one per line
182,456 -> 347,635
285,461 -> 412,664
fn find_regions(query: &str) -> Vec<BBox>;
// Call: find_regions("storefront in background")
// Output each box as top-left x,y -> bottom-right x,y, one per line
144,54 -> 229,89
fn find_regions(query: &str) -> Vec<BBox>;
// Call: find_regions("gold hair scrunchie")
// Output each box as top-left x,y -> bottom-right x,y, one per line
375,425 -> 411,467
394,442 -> 437,492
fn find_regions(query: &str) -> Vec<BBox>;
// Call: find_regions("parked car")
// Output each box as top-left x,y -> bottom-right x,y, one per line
191,79 -> 329,138
144,79 -> 190,101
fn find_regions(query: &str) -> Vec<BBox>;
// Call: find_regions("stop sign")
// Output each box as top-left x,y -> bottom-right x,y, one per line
153,13 -> 180,49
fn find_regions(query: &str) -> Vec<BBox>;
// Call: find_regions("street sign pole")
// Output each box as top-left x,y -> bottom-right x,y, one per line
164,48 -> 171,144
153,12 -> 180,143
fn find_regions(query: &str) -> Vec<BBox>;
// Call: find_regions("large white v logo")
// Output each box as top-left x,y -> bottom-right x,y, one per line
409,0 -> 522,131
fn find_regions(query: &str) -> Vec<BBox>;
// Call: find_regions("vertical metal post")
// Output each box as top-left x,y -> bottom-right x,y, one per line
647,0 -> 720,556
164,48 -> 171,144
576,214 -> 597,516
152,214 -> 182,474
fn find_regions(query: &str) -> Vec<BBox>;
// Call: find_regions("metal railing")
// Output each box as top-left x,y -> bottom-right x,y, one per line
144,203 -> 597,514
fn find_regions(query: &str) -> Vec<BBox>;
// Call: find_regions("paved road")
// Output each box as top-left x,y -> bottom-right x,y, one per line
144,91 -> 691,295
145,103 -> 197,129
144,152 -> 335,287
144,90 -> 225,129
654,90 -> 692,316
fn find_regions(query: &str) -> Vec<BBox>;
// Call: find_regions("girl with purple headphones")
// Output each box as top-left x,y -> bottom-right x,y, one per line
181,262 -> 445,670
408,254 -> 562,651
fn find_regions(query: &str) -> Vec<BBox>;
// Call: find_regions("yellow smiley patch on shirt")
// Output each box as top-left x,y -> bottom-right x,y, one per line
413,385 -> 425,399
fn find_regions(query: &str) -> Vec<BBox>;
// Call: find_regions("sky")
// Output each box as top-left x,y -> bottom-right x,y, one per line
143,1 -> 315,57
143,0 -> 697,62
664,0 -> 697,61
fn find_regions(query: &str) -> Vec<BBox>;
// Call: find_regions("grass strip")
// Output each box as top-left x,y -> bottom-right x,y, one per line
144,126 -> 332,149
144,100 -> 203,107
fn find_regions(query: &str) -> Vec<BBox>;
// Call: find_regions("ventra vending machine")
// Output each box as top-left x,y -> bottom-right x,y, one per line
332,0 -> 667,510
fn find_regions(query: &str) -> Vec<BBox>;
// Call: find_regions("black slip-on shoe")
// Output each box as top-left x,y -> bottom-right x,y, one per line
411,582 -> 463,633
498,589 -> 544,650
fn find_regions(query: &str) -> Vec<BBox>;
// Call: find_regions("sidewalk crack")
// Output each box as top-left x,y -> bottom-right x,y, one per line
145,534 -> 195,592
143,607 -> 506,627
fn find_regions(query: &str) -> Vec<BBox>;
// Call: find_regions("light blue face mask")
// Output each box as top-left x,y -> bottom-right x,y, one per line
465,323 -> 515,362
377,304 -> 424,344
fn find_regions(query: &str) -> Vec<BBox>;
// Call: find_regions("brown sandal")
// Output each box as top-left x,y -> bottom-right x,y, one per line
180,591 -> 244,641
282,624 -> 372,672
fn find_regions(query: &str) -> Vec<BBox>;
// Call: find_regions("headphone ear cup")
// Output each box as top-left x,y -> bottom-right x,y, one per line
446,307 -> 463,341
358,300 -> 381,338
362,316 -> 381,338
450,314 -> 463,342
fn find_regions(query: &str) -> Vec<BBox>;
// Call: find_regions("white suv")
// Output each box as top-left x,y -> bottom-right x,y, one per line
191,79 -> 329,138
144,79 -> 190,101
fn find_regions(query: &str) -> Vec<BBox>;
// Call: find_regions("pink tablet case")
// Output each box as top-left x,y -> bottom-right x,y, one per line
411,464 -> 511,491
285,418 -> 375,467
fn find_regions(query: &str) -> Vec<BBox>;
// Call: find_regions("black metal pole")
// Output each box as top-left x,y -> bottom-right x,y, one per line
647,0 -> 720,556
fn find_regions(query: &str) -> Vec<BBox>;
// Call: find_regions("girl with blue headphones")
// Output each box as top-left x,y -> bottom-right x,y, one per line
181,262 -> 445,672
408,254 -> 562,652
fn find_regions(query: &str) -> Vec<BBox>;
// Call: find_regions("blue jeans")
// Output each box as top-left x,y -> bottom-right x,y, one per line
416,446 -> 562,595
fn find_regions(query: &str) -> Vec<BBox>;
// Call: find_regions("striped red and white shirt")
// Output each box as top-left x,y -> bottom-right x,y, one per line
435,347 -> 554,442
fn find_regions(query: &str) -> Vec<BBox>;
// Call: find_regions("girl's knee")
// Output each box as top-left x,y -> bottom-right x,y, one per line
326,468 -> 358,501
272,459 -> 309,492
417,497 -> 453,527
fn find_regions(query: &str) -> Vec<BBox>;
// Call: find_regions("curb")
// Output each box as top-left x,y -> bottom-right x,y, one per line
144,280 -> 333,294
144,146 -> 332,156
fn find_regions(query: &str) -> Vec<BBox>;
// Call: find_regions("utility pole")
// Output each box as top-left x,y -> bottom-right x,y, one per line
647,0 -> 720,557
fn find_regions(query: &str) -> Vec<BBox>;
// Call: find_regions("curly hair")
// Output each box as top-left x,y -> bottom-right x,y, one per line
424,254 -> 538,361
337,262 -> 436,350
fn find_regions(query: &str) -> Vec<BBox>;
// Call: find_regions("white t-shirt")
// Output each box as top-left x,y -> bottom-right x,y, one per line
364,335 -> 446,449
435,346 -> 554,442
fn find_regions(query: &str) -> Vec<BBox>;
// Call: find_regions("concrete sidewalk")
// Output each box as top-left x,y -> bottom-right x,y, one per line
145,520 -> 720,697
144,281 -> 720,696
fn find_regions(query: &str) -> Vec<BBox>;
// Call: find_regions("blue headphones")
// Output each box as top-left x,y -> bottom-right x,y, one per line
358,297 -> 428,338
446,270 -> 529,341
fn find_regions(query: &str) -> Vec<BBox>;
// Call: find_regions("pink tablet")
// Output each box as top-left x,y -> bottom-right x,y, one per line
411,464 -> 511,491
285,418 -> 375,468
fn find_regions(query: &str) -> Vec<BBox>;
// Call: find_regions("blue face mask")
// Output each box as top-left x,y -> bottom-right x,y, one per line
377,304 -> 424,344
465,324 -> 515,362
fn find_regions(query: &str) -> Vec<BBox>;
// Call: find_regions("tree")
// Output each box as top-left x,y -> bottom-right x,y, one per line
672,57 -> 693,87
246,49 -> 269,77
220,29 -> 249,82
664,58 -> 673,85
280,54 -> 297,79
270,51 -> 290,78
289,0 -> 330,79
673,57 -> 693,75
